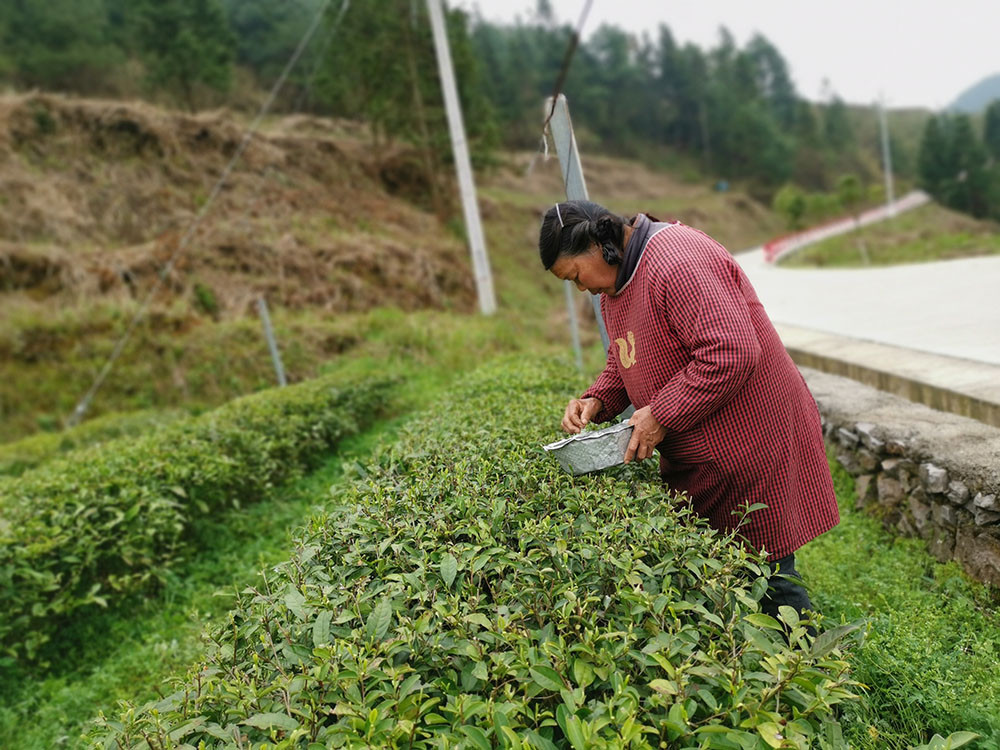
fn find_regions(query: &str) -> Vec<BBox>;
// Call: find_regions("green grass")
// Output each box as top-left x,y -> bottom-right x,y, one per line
779,203 -> 1000,268
800,458 -> 1000,748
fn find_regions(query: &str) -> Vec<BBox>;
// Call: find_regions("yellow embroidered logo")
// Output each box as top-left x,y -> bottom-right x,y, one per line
615,331 -> 637,369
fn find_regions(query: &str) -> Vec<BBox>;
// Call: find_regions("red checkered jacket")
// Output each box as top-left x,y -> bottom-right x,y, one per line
582,222 -> 839,558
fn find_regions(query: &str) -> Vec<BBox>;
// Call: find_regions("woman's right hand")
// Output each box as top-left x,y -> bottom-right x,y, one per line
561,397 -> 603,434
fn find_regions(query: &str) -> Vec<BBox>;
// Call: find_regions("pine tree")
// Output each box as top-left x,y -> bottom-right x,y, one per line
0,0 -> 122,93
918,116 -> 951,196
136,0 -> 235,110
313,0 -> 496,215
822,96 -> 854,150
983,99 -> 1000,163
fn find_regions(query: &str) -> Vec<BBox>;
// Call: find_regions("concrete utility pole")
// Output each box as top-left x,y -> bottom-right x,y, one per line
256,296 -> 287,387
426,0 -> 496,315
546,94 -> 611,354
878,95 -> 897,217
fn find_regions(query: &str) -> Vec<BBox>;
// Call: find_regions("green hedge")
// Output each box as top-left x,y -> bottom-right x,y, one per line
0,374 -> 392,663
91,359 -> 863,749
0,408 -> 186,478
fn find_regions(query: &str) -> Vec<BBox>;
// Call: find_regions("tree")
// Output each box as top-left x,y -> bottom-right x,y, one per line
947,114 -> 991,218
822,96 -> 854,150
836,174 -> 863,219
221,0 -> 323,98
0,0 -> 122,94
919,114 -> 993,218
773,184 -> 806,228
983,99 -> 1000,163
918,116 -> 951,195
313,0 -> 496,215
136,0 -> 235,110
744,34 -> 797,129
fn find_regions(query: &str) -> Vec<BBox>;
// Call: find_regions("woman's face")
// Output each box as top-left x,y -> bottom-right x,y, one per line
549,245 -> 618,296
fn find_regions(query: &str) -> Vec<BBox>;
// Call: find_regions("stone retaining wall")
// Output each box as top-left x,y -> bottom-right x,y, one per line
800,367 -> 1000,587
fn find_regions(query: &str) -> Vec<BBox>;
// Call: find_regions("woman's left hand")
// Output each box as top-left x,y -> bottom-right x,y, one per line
625,406 -> 667,463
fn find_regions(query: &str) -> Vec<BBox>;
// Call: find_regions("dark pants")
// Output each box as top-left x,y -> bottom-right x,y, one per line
760,553 -> 814,621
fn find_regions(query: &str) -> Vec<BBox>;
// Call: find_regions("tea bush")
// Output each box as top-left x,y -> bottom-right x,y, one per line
0,408 -> 186,478
91,359 -> 863,749
0,374 -> 392,662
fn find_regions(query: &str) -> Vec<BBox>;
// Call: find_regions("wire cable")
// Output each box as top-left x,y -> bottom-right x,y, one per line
526,0 -> 593,175
65,0 -> 345,428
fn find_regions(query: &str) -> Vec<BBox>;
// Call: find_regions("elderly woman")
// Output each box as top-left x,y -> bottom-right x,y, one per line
540,199 -> 839,618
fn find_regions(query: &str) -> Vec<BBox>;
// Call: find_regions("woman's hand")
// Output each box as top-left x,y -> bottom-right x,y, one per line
561,397 -> 603,434
625,405 -> 666,463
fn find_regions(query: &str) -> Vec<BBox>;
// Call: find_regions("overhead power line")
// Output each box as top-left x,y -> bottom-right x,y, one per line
65,0 -> 347,429
541,0 -> 594,134
526,0 -> 593,174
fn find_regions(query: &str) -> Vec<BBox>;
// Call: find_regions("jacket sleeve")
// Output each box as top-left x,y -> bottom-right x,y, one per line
581,343 -> 631,423
648,247 -> 761,433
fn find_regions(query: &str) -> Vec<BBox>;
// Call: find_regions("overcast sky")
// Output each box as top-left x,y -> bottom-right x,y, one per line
452,0 -> 999,110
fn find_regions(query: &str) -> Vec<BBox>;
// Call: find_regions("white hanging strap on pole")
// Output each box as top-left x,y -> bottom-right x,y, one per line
256,296 -> 287,387
426,0 -> 496,315
546,94 -> 611,354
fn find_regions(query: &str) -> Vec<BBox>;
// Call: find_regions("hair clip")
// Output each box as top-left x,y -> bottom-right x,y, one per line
555,203 -> 564,228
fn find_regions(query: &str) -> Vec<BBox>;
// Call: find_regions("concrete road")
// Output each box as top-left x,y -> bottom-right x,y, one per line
737,250 -> 1000,366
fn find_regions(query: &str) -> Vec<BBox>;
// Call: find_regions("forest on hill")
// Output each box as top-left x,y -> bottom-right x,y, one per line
5,0 -> 1000,218
0,0 -> 922,200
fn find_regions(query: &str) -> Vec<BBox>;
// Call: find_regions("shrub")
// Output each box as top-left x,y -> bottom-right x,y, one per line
0,408 -> 185,478
0,374 -> 393,663
90,359 -> 863,749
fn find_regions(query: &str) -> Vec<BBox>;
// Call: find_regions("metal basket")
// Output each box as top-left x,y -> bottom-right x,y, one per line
542,421 -> 634,475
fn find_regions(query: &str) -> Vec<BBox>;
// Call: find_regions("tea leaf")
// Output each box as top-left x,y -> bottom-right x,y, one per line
366,597 -> 393,642
530,665 -> 564,692
242,712 -> 298,730
440,553 -> 458,589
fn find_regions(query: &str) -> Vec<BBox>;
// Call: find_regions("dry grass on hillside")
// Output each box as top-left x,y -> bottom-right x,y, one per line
0,93 -> 476,318
483,151 -> 784,253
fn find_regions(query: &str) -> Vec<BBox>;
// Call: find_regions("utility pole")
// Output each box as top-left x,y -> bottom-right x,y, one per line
426,0 -> 496,315
878,95 -> 896,217
256,296 -> 287,387
546,94 -> 611,354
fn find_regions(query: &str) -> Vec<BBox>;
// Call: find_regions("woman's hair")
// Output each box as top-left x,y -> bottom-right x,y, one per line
538,200 -> 625,270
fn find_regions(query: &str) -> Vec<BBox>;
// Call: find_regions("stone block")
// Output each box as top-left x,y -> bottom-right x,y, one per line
909,494 -> 932,532
857,448 -> 880,473
974,508 -> 1000,526
920,463 -> 949,494
974,493 -> 998,511
885,438 -> 908,456
837,451 -> 862,476
896,513 -> 918,537
881,457 -> 916,478
877,475 -> 904,508
933,502 -> 958,528
855,474 -> 876,509
836,428 -> 859,449
956,527 -> 1000,586
927,525 -> 956,563
947,481 -> 971,506
855,422 -> 886,453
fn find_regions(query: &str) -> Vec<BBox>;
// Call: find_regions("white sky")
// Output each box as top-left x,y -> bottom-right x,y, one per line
453,0 -> 999,110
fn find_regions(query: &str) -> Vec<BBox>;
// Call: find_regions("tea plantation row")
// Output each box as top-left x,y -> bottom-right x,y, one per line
0,373 -> 393,662
91,358 -> 864,749
0,408 -> 185,478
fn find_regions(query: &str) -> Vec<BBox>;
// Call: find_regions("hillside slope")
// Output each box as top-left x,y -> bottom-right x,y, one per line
0,94 -> 783,442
